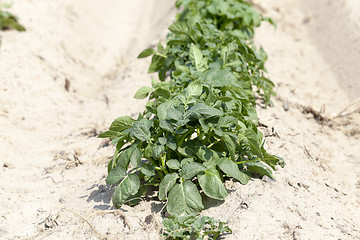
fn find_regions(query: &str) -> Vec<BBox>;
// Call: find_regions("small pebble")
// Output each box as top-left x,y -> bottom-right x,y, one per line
283,101 -> 289,111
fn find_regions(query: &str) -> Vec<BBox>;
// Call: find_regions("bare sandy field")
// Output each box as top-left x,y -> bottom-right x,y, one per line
0,0 -> 359,239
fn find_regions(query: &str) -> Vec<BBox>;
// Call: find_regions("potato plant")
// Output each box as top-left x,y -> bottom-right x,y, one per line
100,0 -> 283,238
0,3 -> 25,31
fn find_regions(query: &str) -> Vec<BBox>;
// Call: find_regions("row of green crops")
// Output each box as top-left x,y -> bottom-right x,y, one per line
100,0 -> 284,237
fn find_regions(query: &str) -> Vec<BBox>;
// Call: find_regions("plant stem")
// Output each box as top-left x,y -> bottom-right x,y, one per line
148,158 -> 165,178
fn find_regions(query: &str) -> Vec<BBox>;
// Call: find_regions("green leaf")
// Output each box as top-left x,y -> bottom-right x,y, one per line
204,69 -> 237,87
159,119 -> 175,133
198,169 -> 228,200
167,180 -> 204,215
196,146 -> 214,162
167,108 -> 183,121
184,103 -> 223,119
157,42 -> 165,53
106,165 -> 127,185
134,86 -> 152,99
152,145 -> 164,160
223,133 -> 236,160
217,157 -> 250,184
126,185 -> 146,206
186,80 -> 203,99
247,161 -> 274,179
109,116 -> 134,132
138,48 -> 155,58
112,174 -> 140,208
98,130 -> 126,140
243,129 -> 264,159
141,163 -> 155,176
189,44 -> 207,71
180,158 -> 194,168
130,119 -> 152,142
148,55 -> 164,73
168,22 -> 188,34
180,162 -> 207,180
153,87 -> 171,99
217,116 -> 237,128
158,173 -> 179,201
178,140 -> 199,158
166,159 -> 181,170
118,144 -> 141,169
157,100 -> 176,120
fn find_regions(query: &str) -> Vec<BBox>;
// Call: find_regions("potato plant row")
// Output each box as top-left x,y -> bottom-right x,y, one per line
100,0 -> 283,219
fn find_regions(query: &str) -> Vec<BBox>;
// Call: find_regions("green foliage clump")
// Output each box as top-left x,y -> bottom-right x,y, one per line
162,214 -> 232,240
100,0 -> 284,238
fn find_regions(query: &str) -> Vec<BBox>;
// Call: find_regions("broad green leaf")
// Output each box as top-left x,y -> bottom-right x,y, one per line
167,180 -> 204,215
204,69 -> 237,87
167,108 -> 183,121
168,22 -> 188,34
186,80 -> 203,99
106,165 -> 127,185
126,185 -> 146,206
157,100 -> 176,120
159,119 -> 175,132
196,146 -> 214,162
134,86 -> 152,99
220,47 -> 228,65
152,145 -> 164,160
118,144 -> 141,169
199,117 -> 218,133
148,55 -> 164,73
243,129 -> 264,159
143,144 -> 154,159
178,140 -> 199,158
180,158 -> 194,168
189,44 -> 207,71
166,159 -> 181,170
198,169 -> 228,200
109,116 -> 134,132
175,119 -> 190,127
141,163 -> 155,176
137,48 -> 155,58
157,42 -> 165,53
98,130 -> 126,140
130,146 -> 141,168
217,157 -> 250,184
166,138 -> 177,151
180,162 -> 207,180
262,152 -> 281,170
153,87 -> 171,99
158,173 -> 179,201
223,133 -> 236,160
158,137 -> 167,146
184,103 -> 223,119
112,174 -> 140,208
176,65 -> 190,73
217,116 -> 237,128
247,161 -> 274,179
130,119 -> 152,142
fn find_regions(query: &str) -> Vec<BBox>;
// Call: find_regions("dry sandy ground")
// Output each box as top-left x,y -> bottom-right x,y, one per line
0,0 -> 359,239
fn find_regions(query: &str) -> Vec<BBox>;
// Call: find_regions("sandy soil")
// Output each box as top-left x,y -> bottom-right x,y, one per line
0,0 -> 359,239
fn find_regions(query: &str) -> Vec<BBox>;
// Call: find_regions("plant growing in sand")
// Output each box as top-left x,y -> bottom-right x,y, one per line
0,3 -> 25,31
99,0 -> 283,238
